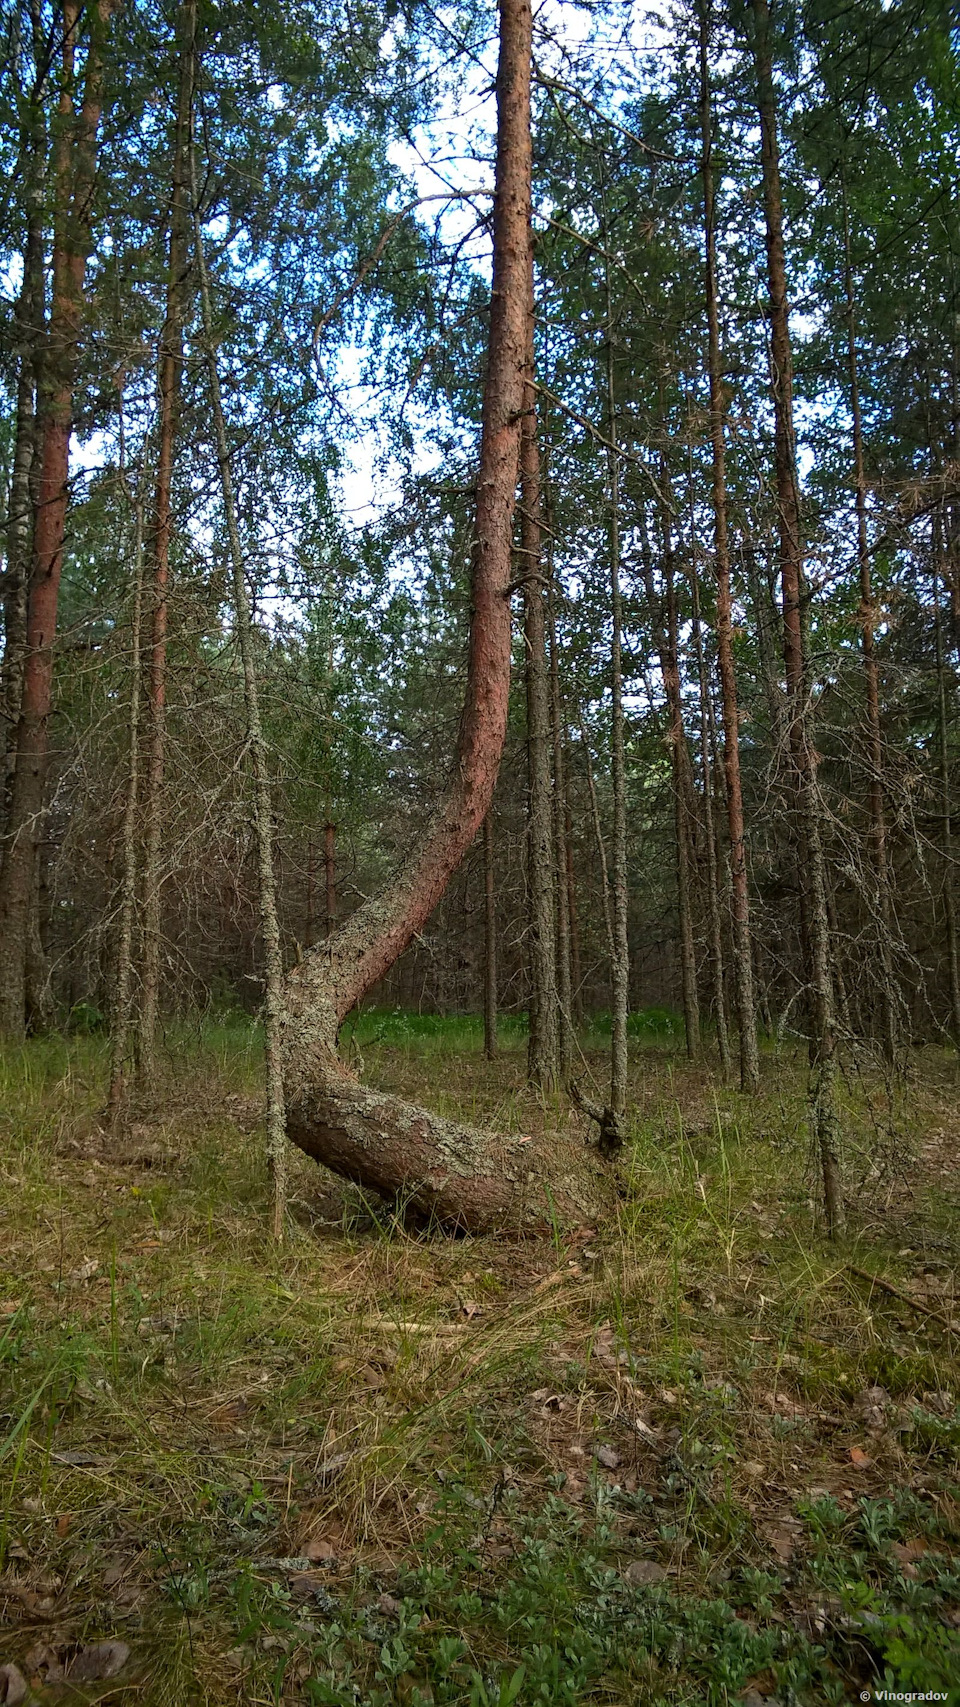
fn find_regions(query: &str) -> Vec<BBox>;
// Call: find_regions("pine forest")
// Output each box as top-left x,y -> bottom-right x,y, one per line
1,0 -> 960,1700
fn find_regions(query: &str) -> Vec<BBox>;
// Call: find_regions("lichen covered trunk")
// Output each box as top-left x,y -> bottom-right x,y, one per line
284,1020 -> 612,1233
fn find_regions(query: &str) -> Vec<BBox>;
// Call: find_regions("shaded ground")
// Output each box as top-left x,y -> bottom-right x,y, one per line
1,1013 -> 959,1705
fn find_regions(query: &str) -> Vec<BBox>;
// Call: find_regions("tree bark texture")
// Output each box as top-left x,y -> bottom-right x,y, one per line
0,0 -> 113,1038
107,461 -> 148,1124
278,0 -> 615,1232
547,577 -> 574,1073
753,0 -> 843,1234
640,534 -> 700,1060
1,211 -> 43,841
137,0 -> 195,1080
324,820 -> 336,939
604,250 -> 629,1143
934,561 -> 960,1049
691,559 -> 730,1073
483,810 -> 498,1060
666,551 -> 701,1060
521,269 -> 559,1089
699,5 -> 760,1092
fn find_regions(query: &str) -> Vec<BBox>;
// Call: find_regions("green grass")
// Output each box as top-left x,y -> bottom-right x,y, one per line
0,1021 -> 958,1703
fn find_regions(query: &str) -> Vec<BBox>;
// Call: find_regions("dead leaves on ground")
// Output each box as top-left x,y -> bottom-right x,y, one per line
2,1640 -> 131,1693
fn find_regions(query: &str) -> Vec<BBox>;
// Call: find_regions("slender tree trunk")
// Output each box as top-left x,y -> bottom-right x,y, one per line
277,0 -> 613,1232
934,560 -> 960,1049
305,839 -> 315,948
521,266 -> 559,1088
191,127 -> 289,1241
483,809 -> 498,1060
840,175 -> 898,1066
699,4 -> 760,1091
0,0 -> 113,1038
826,885 -> 852,1038
743,534 -> 784,740
753,0 -> 843,1234
24,851 -> 52,1031
324,820 -> 336,938
640,533 -> 700,1059
107,452 -> 148,1124
579,710 -> 614,961
1,211 -> 44,838
137,0 -> 195,1081
666,550 -> 701,1060
690,560 -> 731,1072
605,267 -> 629,1145
547,578 -> 574,1074
565,811 -> 582,1023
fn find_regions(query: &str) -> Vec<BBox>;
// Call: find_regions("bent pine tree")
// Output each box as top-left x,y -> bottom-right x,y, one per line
279,0 -> 613,1233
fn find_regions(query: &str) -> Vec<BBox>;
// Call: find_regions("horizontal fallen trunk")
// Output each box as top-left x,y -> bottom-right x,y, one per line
281,995 -> 615,1233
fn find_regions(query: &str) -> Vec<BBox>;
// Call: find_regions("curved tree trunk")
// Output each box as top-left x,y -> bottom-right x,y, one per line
279,0 -> 614,1233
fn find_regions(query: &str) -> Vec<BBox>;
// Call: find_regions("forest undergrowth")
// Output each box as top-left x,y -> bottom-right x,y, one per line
1,1015 -> 959,1706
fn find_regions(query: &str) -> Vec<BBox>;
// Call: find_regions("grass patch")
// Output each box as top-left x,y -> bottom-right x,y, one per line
0,1022 -> 958,1703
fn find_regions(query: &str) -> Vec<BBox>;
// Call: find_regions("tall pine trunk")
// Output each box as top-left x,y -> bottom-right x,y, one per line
605,261 -> 629,1145
640,531 -> 700,1059
192,128 -> 288,1239
753,0 -> 843,1234
137,0 -> 195,1080
521,264 -> 559,1088
933,551 -> 960,1049
0,0 -> 113,1038
840,176 -> 898,1066
699,3 -> 760,1091
107,442 -> 149,1123
324,821 -> 336,938
1,211 -> 44,838
483,810 -> 498,1060
690,557 -> 730,1072
547,577 -> 574,1073
279,0 -> 613,1232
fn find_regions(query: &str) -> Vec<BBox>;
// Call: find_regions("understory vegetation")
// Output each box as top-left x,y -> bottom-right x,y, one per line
1,1018 -> 958,1704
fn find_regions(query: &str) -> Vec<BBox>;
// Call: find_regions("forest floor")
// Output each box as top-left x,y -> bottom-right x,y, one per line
1,1012 -> 959,1707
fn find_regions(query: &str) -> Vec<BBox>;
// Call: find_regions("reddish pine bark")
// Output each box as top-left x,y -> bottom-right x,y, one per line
0,0 -> 113,1037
